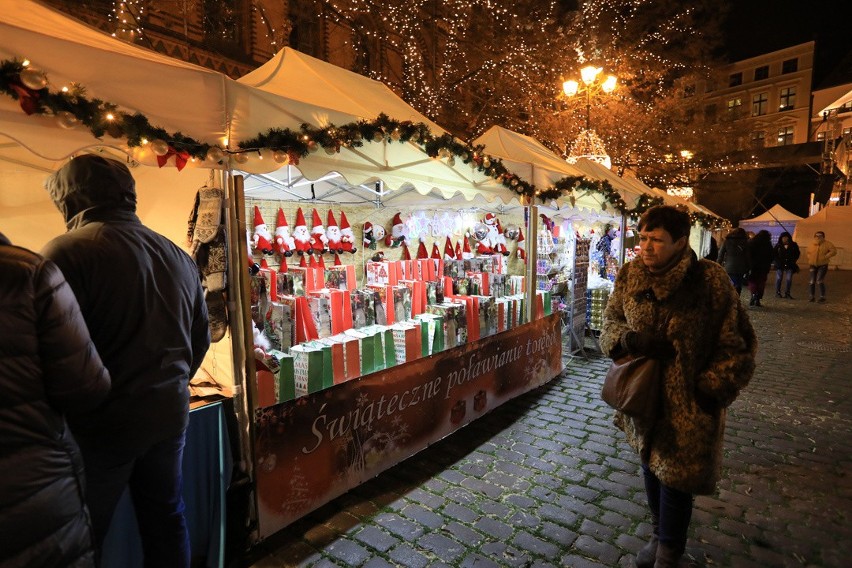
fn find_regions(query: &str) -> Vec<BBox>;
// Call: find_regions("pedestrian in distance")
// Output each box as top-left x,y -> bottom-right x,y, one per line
600,206 -> 757,568
42,155 -> 211,567
806,231 -> 837,303
703,235 -> 718,262
773,232 -> 800,299
746,230 -> 774,307
717,227 -> 751,296
0,232 -> 111,567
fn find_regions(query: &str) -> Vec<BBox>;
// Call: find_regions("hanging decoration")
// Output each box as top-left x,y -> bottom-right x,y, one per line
0,57 -> 728,228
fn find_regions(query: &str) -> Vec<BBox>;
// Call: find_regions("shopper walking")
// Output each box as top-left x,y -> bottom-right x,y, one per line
717,228 -> 751,296
773,232 -> 800,298
42,155 -> 211,567
600,206 -> 757,568
806,231 -> 837,303
746,230 -> 774,306
0,232 -> 110,567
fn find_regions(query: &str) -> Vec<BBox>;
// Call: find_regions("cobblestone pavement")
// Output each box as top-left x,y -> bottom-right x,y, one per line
245,271 -> 852,568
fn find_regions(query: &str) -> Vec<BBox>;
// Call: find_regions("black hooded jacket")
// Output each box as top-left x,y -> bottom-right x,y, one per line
41,155 -> 210,454
0,232 -> 110,567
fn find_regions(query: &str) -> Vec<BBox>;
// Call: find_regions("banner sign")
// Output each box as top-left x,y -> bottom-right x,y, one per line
254,313 -> 562,537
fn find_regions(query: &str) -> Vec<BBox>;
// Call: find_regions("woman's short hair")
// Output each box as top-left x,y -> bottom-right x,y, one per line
637,206 -> 691,241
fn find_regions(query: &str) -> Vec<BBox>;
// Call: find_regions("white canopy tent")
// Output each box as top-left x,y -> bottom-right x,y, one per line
739,204 -> 803,243
793,205 -> 852,269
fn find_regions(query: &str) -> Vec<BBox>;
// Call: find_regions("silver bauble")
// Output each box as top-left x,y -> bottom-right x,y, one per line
150,139 -> 170,156
473,222 -> 489,241
20,67 -> 48,90
504,224 -> 520,241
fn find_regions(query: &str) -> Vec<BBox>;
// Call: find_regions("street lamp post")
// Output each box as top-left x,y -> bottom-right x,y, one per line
562,65 -> 617,131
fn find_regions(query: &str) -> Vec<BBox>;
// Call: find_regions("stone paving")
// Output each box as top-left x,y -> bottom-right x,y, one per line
244,270 -> 852,568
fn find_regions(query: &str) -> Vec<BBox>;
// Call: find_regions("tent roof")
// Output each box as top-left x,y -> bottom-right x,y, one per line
740,203 -> 803,225
793,205 -> 852,268
819,87 -> 852,115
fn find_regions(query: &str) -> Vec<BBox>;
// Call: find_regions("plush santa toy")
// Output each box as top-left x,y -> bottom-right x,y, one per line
494,218 -> 510,256
387,212 -> 407,247
246,229 -> 260,275
273,208 -> 294,257
292,208 -> 312,255
370,250 -> 385,262
516,227 -> 526,261
251,206 -> 275,256
325,210 -> 343,254
339,211 -> 357,253
363,222 -> 376,249
308,209 -> 328,255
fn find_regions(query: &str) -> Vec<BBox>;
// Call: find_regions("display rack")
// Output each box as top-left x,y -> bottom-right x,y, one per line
567,236 -> 591,357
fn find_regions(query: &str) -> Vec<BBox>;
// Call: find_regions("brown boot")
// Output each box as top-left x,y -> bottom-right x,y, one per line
635,535 -> 658,568
653,542 -> 684,568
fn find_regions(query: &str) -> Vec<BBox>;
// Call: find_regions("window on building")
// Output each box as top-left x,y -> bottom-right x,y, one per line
839,101 -> 852,114
683,84 -> 696,98
843,127 -> 852,137
751,131 -> 766,148
816,132 -> 826,142
779,87 -> 796,111
729,72 -> 743,87
777,126 -> 794,145
727,98 -> 743,114
752,92 -> 768,116
202,0 -> 243,49
288,3 -> 321,57
782,58 -> 798,74
754,65 -> 769,81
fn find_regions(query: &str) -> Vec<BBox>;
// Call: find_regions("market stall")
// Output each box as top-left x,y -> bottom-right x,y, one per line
739,204 -> 803,244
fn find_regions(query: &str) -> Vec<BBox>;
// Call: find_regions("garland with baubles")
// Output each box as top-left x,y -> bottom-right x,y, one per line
1,57 -> 725,227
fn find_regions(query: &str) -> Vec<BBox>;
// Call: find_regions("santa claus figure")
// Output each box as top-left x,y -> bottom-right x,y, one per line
325,210 -> 343,254
246,229 -> 260,275
339,211 -> 357,253
516,227 -> 526,261
251,206 -> 275,256
273,208 -> 295,257
292,207 -> 312,255
387,212 -> 407,247
494,218 -> 510,256
308,208 -> 328,255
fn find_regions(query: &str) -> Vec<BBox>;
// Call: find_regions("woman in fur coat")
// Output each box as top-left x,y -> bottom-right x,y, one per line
600,206 -> 757,568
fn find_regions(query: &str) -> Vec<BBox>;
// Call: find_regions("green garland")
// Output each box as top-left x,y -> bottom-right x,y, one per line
0,57 -> 725,225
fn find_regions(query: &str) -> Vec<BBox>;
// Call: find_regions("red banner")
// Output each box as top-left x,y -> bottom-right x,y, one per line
254,313 -> 562,537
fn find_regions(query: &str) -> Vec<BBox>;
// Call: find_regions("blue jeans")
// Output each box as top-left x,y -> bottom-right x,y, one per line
78,430 -> 190,568
642,464 -> 693,551
809,265 -> 828,299
728,272 -> 745,295
775,269 -> 794,295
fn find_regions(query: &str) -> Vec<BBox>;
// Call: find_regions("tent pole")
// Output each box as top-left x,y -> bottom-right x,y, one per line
526,202 -> 539,323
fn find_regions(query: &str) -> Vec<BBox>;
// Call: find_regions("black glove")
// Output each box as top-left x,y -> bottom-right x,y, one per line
622,331 -> 675,359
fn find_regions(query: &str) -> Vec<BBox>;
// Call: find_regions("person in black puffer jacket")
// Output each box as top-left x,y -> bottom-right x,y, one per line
0,232 -> 110,568
773,232 -> 801,299
717,228 -> 751,296
745,230 -> 774,307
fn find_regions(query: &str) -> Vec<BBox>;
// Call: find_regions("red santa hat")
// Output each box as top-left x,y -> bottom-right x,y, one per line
260,258 -> 269,269
339,211 -> 351,230
454,240 -> 462,260
462,236 -> 472,259
276,208 -> 288,229
484,212 -> 496,225
391,212 -> 403,230
254,205 -> 266,227
444,237 -> 455,260
401,243 -> 411,260
417,240 -> 429,259
431,243 -> 441,259
317,255 -> 326,269
295,207 -> 307,229
334,253 -> 342,266
327,209 -> 338,230
311,209 -> 324,233
299,255 -> 307,268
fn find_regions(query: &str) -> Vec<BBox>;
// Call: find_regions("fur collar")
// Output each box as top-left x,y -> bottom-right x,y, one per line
624,248 -> 698,302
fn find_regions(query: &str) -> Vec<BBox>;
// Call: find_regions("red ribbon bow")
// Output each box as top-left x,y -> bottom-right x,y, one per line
156,146 -> 190,171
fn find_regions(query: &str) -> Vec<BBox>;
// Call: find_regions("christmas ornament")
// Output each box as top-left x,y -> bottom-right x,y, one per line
56,111 -> 77,129
19,67 -> 48,90
325,210 -> 343,254
504,224 -> 520,241
388,212 -> 407,247
150,139 -> 170,156
308,208 -> 328,255
339,211 -> 357,253
251,206 -> 275,256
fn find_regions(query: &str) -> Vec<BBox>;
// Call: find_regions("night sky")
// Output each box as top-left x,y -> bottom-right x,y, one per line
723,0 -> 852,86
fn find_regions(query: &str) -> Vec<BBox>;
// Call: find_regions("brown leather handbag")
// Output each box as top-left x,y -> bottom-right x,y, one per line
601,354 -> 661,420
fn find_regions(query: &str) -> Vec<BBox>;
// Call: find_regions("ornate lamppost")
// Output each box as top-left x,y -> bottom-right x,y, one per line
562,66 -> 618,169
